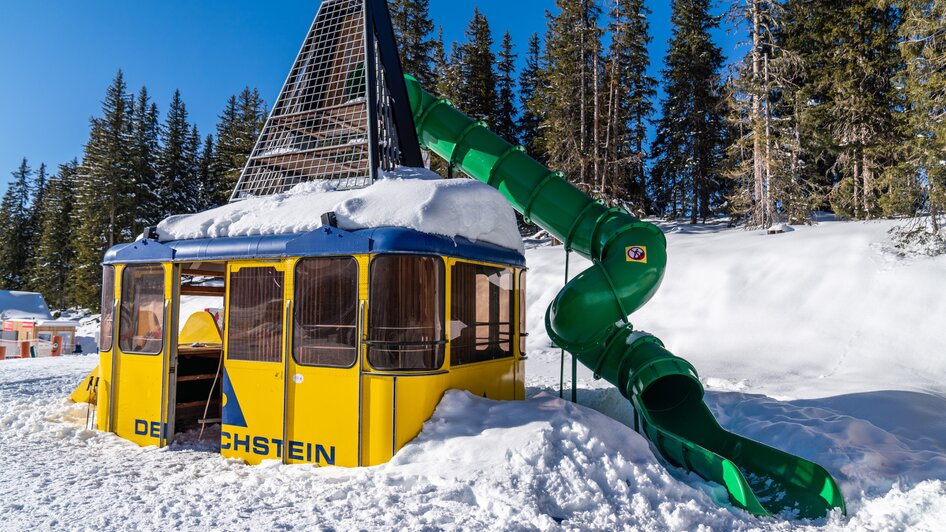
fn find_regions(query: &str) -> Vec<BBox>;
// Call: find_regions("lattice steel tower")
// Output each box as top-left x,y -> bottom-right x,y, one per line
230,0 -> 423,201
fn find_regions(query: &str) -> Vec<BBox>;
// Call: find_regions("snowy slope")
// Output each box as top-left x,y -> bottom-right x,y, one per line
526,218 -> 946,400
1,218 -> 945,530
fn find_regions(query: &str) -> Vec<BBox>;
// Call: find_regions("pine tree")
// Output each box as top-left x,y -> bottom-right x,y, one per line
185,123 -> 203,212
780,0 -> 904,220
19,162 -> 49,290
541,0 -> 604,192
157,89 -> 196,218
214,88 -> 266,205
130,86 -> 162,232
32,163 -> 48,212
833,2 -> 904,220
650,0 -> 728,222
0,159 -> 34,289
434,29 -> 463,104
603,0 -> 656,211
72,70 -> 135,308
27,163 -> 49,244
458,9 -> 499,125
426,27 -> 457,176
898,0 -> 946,232
518,33 -> 546,162
390,0 -> 436,86
213,95 -> 242,203
197,134 -> 218,211
236,87 -> 267,154
494,31 -> 519,144
28,160 -> 78,309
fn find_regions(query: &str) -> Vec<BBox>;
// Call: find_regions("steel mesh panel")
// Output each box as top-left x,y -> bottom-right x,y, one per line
375,37 -> 403,172
232,0 -> 373,200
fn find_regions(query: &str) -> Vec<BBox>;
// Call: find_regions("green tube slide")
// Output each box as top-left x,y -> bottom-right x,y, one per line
404,75 -> 846,519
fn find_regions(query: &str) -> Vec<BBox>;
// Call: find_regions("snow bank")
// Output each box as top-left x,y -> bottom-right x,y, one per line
3,357 -> 946,530
0,357 -> 738,530
156,168 -> 524,253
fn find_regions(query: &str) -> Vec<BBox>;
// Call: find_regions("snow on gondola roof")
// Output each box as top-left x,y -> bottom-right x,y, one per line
156,167 -> 524,254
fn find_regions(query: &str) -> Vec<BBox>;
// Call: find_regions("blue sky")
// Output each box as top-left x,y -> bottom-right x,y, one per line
0,1 -> 742,187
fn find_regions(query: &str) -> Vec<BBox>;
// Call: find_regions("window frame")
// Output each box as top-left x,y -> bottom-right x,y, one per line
118,263 -> 166,356
225,264 -> 286,364
100,265 -> 116,352
366,253 -> 446,372
449,261 -> 516,367
291,256 -> 360,369
518,269 -> 528,357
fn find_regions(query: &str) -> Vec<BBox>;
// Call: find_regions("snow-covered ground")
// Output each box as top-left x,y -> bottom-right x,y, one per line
1,218 -> 945,530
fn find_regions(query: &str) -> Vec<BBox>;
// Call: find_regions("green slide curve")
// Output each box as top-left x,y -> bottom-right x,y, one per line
404,75 -> 846,519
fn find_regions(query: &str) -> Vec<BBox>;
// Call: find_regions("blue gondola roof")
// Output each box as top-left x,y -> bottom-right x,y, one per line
103,226 -> 526,268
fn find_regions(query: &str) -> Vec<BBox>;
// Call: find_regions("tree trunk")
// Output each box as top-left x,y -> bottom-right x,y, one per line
636,112 -> 645,204
603,55 -> 618,204
853,153 -> 861,219
751,0 -> 765,227
579,0 -> 588,189
594,52 -> 602,198
931,197 -> 941,232
862,151 -> 871,219
764,51 -> 772,227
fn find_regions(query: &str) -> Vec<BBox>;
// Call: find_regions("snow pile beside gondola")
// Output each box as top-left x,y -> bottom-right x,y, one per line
3,357 -> 945,530
156,167 -> 524,253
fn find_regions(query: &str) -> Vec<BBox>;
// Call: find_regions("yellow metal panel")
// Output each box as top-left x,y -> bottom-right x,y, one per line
221,360 -> 285,464
286,364 -> 360,466
449,359 -> 518,401
97,353 -> 112,430
361,374 -> 394,466
356,255 -> 370,300
69,366 -> 99,404
515,358 -> 526,400
113,351 -> 168,446
393,373 -> 450,451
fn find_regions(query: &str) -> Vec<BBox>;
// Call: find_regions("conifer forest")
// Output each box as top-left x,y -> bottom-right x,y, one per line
2,0 -> 944,309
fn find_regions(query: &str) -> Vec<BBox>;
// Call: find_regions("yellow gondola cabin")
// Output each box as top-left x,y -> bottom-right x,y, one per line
71,0 -> 528,468
84,226 -> 526,466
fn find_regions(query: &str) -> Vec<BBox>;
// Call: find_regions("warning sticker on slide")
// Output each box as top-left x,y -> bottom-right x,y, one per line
626,246 -> 647,263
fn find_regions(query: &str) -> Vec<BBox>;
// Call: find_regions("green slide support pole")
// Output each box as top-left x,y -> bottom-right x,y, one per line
405,75 -> 846,519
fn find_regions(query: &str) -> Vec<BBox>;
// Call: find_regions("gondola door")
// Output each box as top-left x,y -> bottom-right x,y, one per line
112,263 -> 178,447
285,257 -> 363,467
221,261 -> 289,464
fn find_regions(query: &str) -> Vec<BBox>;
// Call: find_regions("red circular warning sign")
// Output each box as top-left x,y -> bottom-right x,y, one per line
627,246 -> 646,261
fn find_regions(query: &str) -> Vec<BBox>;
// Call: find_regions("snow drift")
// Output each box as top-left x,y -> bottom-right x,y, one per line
156,168 -> 524,253
2,357 -> 945,530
